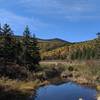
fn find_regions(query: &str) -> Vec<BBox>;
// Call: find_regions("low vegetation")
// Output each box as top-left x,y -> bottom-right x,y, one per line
0,60 -> 100,100
40,60 -> 100,86
41,39 -> 99,60
0,24 -> 41,100
0,77 -> 40,100
0,23 -> 99,99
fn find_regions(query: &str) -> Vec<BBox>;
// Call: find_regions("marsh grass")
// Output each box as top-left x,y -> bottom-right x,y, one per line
40,60 -> 100,85
0,77 -> 40,100
0,60 -> 100,100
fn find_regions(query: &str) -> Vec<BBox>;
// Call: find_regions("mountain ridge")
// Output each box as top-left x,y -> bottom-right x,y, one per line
14,35 -> 96,43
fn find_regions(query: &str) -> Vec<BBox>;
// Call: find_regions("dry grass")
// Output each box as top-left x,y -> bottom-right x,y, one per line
0,77 -> 40,93
40,60 -> 100,85
97,85 -> 100,90
0,77 -> 41,100
0,60 -> 99,100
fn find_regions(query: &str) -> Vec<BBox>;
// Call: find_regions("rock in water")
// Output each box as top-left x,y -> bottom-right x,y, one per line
79,98 -> 83,100
97,96 -> 100,100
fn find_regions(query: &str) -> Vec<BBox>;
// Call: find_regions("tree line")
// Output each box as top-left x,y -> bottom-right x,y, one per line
41,34 -> 100,60
0,23 -> 99,64
0,24 -> 41,71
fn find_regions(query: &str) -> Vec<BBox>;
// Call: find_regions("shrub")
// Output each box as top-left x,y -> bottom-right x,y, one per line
68,66 -> 74,71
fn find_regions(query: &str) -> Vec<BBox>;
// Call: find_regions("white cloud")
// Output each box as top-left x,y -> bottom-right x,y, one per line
17,0 -> 99,21
0,9 -> 47,34
0,0 -> 99,24
65,15 -> 100,22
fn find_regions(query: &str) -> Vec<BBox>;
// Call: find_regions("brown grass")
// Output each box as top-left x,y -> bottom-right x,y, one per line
0,77 -> 40,100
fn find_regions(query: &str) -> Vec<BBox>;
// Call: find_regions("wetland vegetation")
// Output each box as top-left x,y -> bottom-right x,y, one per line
0,24 -> 100,100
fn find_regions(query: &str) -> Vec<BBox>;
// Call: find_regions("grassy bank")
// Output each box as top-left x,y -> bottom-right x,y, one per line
0,60 -> 100,100
40,60 -> 100,89
0,77 -> 40,100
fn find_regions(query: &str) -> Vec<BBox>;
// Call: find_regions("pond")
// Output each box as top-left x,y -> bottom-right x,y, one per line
34,82 -> 97,100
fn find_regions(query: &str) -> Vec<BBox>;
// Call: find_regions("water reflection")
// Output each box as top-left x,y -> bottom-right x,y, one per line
34,82 -> 97,100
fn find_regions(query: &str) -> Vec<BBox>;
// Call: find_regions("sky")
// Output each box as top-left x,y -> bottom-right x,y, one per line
0,0 -> 99,42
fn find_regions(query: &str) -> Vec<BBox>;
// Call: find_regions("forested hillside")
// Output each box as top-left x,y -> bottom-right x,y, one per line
14,36 -> 71,52
0,24 -> 99,61
0,23 -> 100,100
38,38 -> 71,53
14,34 -> 100,61
0,24 -> 41,79
41,38 -> 100,60
15,34 -> 99,60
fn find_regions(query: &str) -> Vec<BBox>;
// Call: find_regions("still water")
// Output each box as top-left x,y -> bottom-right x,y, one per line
35,82 -> 97,100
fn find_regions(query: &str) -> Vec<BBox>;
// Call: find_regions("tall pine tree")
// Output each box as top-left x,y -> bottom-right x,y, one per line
95,32 -> 100,59
31,34 -> 41,65
22,25 -> 31,66
22,26 -> 41,71
0,24 -> 2,35
0,24 -> 16,64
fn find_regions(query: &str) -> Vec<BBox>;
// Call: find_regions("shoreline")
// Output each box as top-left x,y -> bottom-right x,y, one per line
32,77 -> 100,100
0,60 -> 100,100
0,77 -> 99,100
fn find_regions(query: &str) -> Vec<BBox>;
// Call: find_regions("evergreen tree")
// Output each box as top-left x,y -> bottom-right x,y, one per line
0,24 -> 2,35
14,39 -> 23,64
85,48 -> 91,59
74,50 -> 79,60
31,34 -> 41,65
22,25 -> 31,66
0,24 -> 3,59
1,24 -> 16,63
90,50 -> 95,59
81,47 -> 86,59
22,26 -> 41,71
95,32 -> 100,59
97,32 -> 100,39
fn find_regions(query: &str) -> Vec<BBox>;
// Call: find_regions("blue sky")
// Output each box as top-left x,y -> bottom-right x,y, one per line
0,0 -> 99,42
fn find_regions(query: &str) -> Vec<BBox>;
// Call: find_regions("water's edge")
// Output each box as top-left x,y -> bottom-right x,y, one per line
32,82 -> 97,100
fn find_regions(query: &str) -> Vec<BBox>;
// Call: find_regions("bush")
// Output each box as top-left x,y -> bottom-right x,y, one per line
35,72 -> 46,81
0,64 -> 29,80
61,70 -> 73,78
68,66 -> 74,71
